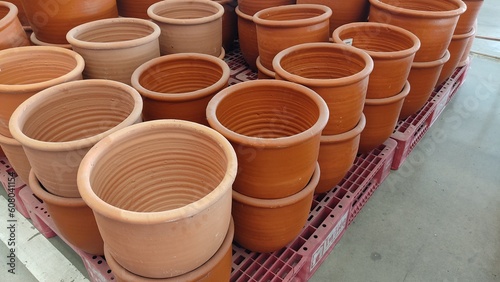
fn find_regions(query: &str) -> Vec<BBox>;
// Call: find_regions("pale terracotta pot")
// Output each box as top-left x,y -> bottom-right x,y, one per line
77,119 -> 237,278
232,162 -> 319,253
148,0 -> 224,57
30,32 -> 72,49
455,0 -> 484,34
368,0 -> 466,62
67,18 -> 161,85
332,22 -> 420,98
459,21 -> 477,66
235,5 -> 258,71
359,81 -> 410,154
0,132 -> 30,184
273,42 -> 373,135
0,46 -> 85,138
6,0 -> 29,27
104,219 -> 234,282
28,170 -> 104,255
0,1 -> 30,49
9,80 -> 143,198
206,79 -> 328,199
238,0 -> 296,16
256,56 -> 275,79
131,53 -> 230,125
316,114 -> 366,194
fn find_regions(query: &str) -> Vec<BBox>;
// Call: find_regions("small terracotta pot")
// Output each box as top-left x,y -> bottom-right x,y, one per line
77,119 -> 237,278
28,170 -> 104,255
454,0 -> 484,34
253,4 -> 332,71
148,0 -> 224,57
437,27 -> 476,86
207,79 -> 328,199
0,1 -> 30,49
0,46 -> 85,138
368,0 -> 466,62
256,56 -> 275,79
67,18 -> 161,85
359,81 -> 410,154
30,32 -> 72,49
232,162 -> 319,253
238,0 -> 296,16
6,0 -> 29,27
9,80 -> 143,198
235,5 -> 258,71
104,219 -> 235,282
332,22 -> 420,98
316,114 -> 366,194
459,21 -> 477,66
399,50 -> 450,120
131,53 -> 230,125
0,132 -> 30,184
273,42 -> 373,135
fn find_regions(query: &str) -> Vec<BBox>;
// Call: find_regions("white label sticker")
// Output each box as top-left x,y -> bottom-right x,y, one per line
343,38 -> 353,46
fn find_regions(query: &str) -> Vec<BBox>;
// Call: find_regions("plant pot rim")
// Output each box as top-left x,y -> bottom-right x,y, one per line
131,53 -> 230,101
365,80 -> 410,105
66,17 -> 161,50
272,42 -> 374,87
253,4 -> 332,28
0,131 -> 20,146
0,46 -> 85,92
30,32 -> 72,49
29,169 -> 86,206
206,79 -> 329,148
368,0 -> 466,18
235,5 -> 252,19
256,56 -> 275,78
9,79 -> 143,151
331,22 -> 421,59
453,25 -> 476,39
320,114 -> 366,143
0,1 -> 17,28
412,50 -> 450,68
148,0 -> 224,25
77,119 -> 238,224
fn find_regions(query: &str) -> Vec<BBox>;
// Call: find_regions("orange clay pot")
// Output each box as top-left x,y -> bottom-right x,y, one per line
235,5 -> 258,71
459,21 -> 477,66
238,0 -> 296,16
0,1 -> 29,49
0,132 -> 30,184
454,0 -> 483,34
256,56 -> 275,79
6,0 -> 29,27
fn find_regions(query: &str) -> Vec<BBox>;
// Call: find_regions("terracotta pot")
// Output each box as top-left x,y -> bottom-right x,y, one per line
216,0 -> 238,52
148,0 -> 224,57
459,21 -> 477,66
235,5 -> 258,71
455,0 -> 484,34
0,46 -> 85,138
206,79 -> 328,199
399,51 -> 450,119
67,18 -> 161,85
29,32 -> 72,49
256,56 -> 275,79
77,119 -> 237,278
28,170 -> 104,255
0,1 -> 30,50
359,81 -> 410,154
368,0 -> 466,62
20,0 -> 118,45
6,0 -> 29,27
238,0 -> 296,16
316,114 -> 365,194
437,27 -> 476,86
232,162 -> 319,253
0,132 -> 30,184
273,42 -> 373,135
254,4 -> 332,71
104,219 -> 234,282
297,0 -> 370,33
9,80 -> 143,198
332,22 -> 420,99
116,0 -> 159,18
131,53 -> 230,125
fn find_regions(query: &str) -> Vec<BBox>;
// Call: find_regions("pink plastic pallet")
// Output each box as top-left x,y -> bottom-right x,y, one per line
0,157 -> 29,218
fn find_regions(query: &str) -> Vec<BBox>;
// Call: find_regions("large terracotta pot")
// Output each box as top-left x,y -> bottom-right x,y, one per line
273,42 -> 373,135
437,27 -> 476,86
28,170 -> 104,255
9,80 -> 143,198
104,219 -> 235,282
232,162 -> 319,253
0,1 -> 30,49
253,4 -> 332,71
66,18 -> 161,85
131,53 -> 230,125
0,133 -> 30,184
238,0 -> 296,16
332,22 -> 420,99
368,0 -> 466,62
235,5 -> 258,71
0,46 -> 85,138
77,119 -> 237,278
455,0 -> 484,34
206,79 -> 328,199
20,0 -> 118,44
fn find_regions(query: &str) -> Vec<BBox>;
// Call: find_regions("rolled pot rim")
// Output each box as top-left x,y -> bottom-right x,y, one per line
272,42 -> 374,87
29,170 -> 86,206
365,80 -> 410,105
256,56 -> 275,78
235,5 -> 252,20
30,32 -> 72,49
253,4 -> 332,28
8,79 -> 143,151
320,114 -> 366,143
206,79 -> 330,148
412,50 -> 451,68
452,25 -> 476,40
0,1 -> 17,27
368,0 -> 467,18
147,0 -> 224,25
77,119 -> 238,224
131,53 -> 230,101
66,17 -> 161,50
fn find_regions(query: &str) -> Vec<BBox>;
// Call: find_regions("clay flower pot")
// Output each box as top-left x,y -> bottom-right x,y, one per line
235,5 -> 258,71
437,27 -> 476,86
332,22 -> 421,99
256,56 -> 275,79
77,119 -> 237,278
215,0 -> 238,52
148,0 -> 224,57
459,21 -> 477,66
6,0 -> 29,27
67,18 -> 161,85
9,80 -> 143,198
232,162 -> 319,253
0,1 -> 30,50
455,0 -> 484,34
399,51 -> 450,120
131,53 -> 230,125
359,81 -> 410,154
253,4 -> 332,71
207,79 -> 328,199
20,0 -> 118,44
28,170 -> 104,255
0,46 -> 85,138
104,219 -> 235,282
316,114 -> 366,194
0,133 -> 30,184
238,0 -> 296,16
368,0 -> 466,62
273,42 -> 373,135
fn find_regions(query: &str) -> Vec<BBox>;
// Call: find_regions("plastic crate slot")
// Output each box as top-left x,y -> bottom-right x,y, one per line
268,259 -> 284,274
288,237 -> 306,252
325,196 -> 340,210
335,188 -> 347,199
276,264 -> 294,280
254,265 -> 270,280
257,253 -> 271,265
300,226 -> 316,240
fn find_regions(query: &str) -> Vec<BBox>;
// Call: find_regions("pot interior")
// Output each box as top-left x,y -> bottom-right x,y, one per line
258,7 -> 325,21
73,21 -> 156,43
152,2 -> 219,19
378,0 -> 461,12
338,26 -> 416,53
